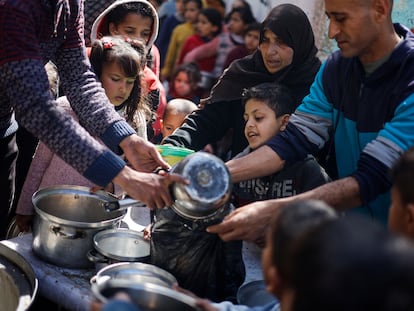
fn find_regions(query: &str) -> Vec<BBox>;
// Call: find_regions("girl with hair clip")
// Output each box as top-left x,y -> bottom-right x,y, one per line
15,36 -> 149,232
90,36 -> 151,139
91,0 -> 166,140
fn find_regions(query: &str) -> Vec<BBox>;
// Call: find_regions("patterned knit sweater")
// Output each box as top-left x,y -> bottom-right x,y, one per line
0,0 -> 135,186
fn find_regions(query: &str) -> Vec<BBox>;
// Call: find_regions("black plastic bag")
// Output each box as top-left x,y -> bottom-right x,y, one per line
150,208 -> 245,302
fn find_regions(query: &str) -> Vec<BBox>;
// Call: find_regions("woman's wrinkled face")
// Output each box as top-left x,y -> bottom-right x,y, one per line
109,13 -> 153,45
100,61 -> 136,106
259,29 -> 294,74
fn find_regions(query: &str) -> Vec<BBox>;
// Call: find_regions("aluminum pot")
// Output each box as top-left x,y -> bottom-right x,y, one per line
169,151 -> 232,220
91,279 -> 199,311
32,185 -> 127,269
0,243 -> 38,311
90,262 -> 198,311
87,228 -> 150,271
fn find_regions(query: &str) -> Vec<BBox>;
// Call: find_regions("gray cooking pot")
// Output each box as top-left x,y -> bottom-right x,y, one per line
91,279 -> 199,311
91,262 -> 197,311
169,152 -> 232,220
0,243 -> 38,311
32,185 -> 132,268
87,228 -> 150,271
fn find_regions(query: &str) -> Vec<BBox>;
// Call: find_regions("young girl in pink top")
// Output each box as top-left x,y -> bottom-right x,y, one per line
15,36 -> 149,232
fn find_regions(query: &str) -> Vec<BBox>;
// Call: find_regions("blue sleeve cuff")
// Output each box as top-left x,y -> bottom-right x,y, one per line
83,150 -> 126,187
101,121 -> 136,155
353,153 -> 392,205
266,123 -> 318,164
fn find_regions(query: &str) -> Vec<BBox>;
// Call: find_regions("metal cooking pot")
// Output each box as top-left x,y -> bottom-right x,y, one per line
91,279 -> 199,311
91,262 -> 178,289
87,228 -> 150,270
91,262 -> 196,310
0,243 -> 38,311
32,185 -> 131,268
169,152 -> 232,220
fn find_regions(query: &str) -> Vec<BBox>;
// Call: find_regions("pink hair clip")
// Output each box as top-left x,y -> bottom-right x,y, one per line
102,40 -> 114,49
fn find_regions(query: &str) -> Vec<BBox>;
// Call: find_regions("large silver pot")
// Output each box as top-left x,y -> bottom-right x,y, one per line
0,243 -> 38,311
91,262 -> 198,310
169,152 -> 232,221
87,228 -> 150,271
32,185 -> 127,269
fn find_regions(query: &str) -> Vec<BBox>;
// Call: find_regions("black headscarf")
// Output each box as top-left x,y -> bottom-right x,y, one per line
209,4 -> 321,105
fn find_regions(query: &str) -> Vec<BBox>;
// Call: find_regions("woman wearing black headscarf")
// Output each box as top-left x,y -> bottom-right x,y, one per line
163,4 -> 320,157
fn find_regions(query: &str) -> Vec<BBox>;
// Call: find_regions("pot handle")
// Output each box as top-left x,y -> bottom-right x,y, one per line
49,225 -> 85,239
87,249 -> 109,264
102,197 -> 145,212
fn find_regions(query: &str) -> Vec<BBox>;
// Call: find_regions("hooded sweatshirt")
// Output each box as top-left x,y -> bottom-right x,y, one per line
163,4 -> 321,156
91,0 -> 166,138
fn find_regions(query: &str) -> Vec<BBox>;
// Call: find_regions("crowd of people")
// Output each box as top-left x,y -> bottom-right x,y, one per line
1,0 -> 414,310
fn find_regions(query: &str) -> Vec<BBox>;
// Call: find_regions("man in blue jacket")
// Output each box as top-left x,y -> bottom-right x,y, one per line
209,0 -> 414,242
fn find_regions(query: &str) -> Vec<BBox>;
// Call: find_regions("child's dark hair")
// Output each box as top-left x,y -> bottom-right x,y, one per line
245,22 -> 261,35
90,36 -> 148,125
106,2 -> 155,28
184,0 -> 203,9
390,147 -> 414,204
170,62 -> 201,89
242,83 -> 296,116
199,8 -> 223,36
225,6 -> 256,27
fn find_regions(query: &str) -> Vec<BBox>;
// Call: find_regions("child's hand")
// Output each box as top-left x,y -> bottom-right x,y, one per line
143,224 -> 152,240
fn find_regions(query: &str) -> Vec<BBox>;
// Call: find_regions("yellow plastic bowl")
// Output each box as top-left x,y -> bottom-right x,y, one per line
156,145 -> 195,166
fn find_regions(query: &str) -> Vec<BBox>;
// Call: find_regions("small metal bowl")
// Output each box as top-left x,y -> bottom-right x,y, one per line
169,152 -> 232,220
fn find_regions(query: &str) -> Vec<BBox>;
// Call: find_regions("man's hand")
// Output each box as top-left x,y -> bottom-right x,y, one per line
207,199 -> 287,242
113,166 -> 187,209
120,135 -> 169,172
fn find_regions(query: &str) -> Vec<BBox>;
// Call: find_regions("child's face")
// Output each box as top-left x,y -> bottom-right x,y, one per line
196,14 -> 218,38
175,0 -> 185,15
227,12 -> 247,36
388,186 -> 414,238
173,71 -> 192,97
184,1 -> 200,24
161,112 -> 187,138
259,29 -> 294,74
245,29 -> 260,53
109,13 -> 153,45
244,99 -> 286,150
101,62 -> 136,106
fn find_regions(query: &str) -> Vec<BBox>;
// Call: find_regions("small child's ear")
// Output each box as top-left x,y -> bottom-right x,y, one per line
279,114 -> 290,131
405,204 -> 414,238
160,119 -> 164,129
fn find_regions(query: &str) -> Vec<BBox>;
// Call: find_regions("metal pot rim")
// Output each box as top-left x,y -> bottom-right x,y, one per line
32,185 -> 126,228
91,278 -> 198,310
0,243 -> 38,310
93,262 -> 177,288
93,228 -> 150,261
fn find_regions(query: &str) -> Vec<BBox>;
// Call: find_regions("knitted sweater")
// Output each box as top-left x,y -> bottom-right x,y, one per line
0,0 -> 134,187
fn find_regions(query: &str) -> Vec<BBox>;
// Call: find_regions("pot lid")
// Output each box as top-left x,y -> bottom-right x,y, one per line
0,243 -> 38,311
92,279 -> 198,311
93,229 -> 150,261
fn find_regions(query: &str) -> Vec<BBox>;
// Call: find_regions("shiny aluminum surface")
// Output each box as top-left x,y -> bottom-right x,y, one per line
93,229 -> 150,262
170,152 -> 232,220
